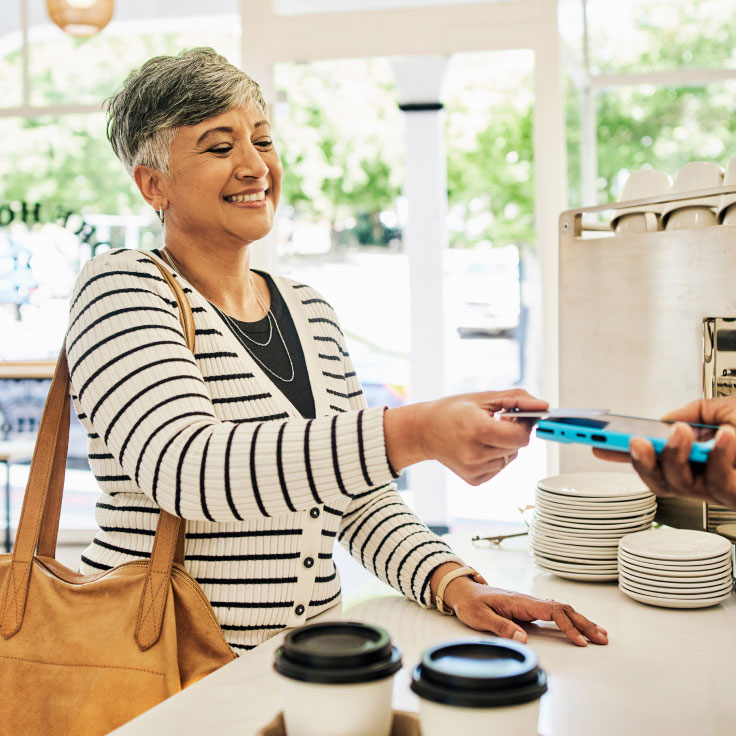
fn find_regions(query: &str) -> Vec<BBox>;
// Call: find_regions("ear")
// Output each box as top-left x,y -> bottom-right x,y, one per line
134,165 -> 168,210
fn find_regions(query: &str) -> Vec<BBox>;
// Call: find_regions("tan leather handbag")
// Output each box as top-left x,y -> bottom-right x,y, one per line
0,254 -> 236,735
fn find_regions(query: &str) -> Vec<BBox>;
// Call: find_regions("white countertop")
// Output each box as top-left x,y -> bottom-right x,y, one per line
112,533 -> 736,736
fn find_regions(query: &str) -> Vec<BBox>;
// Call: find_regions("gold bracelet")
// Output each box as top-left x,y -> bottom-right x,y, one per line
435,565 -> 487,615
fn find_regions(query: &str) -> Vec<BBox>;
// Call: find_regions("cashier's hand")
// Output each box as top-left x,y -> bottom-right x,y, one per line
442,577 -> 608,647
384,389 -> 548,486
593,397 -> 736,509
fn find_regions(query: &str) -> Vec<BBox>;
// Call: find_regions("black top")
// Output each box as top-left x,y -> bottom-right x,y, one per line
216,270 -> 316,419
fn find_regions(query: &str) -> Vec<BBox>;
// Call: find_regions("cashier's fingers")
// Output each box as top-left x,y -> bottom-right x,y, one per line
658,424 -> 697,495
704,426 -> 736,507
628,437 -> 673,498
592,447 -> 631,463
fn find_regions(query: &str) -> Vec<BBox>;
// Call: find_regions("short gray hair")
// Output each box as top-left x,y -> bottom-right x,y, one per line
105,47 -> 267,177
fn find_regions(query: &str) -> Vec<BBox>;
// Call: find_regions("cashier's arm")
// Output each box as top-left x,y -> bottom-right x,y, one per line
428,562 -> 608,648
594,397 -> 736,509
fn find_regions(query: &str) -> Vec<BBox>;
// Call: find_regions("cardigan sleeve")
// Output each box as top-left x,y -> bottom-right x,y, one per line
333,327 -> 464,609
65,249 -> 397,522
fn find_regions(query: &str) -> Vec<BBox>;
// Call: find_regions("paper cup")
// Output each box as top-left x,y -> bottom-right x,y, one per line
410,639 -> 547,736
274,621 -> 402,736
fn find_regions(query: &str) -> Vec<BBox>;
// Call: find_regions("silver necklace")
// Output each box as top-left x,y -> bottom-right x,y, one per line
159,248 -> 295,383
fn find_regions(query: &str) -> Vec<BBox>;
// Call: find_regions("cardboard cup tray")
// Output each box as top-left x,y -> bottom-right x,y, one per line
256,710 -> 421,736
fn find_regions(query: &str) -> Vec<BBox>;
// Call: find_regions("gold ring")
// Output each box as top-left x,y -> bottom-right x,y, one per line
502,454 -> 510,467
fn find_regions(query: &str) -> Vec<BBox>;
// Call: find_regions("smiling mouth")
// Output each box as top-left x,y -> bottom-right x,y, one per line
224,190 -> 267,203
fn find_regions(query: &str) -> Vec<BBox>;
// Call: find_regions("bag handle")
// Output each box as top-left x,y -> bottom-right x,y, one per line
1,251 -> 196,648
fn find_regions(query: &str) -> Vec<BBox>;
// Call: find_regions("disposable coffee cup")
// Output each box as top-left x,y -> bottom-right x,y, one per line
410,638 -> 547,736
274,621 -> 402,736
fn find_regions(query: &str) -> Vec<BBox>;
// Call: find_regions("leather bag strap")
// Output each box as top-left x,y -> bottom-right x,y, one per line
1,250 -> 196,645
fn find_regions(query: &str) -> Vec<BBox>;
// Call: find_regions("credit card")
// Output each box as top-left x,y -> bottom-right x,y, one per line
495,408 -> 609,419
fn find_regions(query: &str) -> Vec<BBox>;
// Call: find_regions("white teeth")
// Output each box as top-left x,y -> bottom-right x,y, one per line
226,191 -> 266,203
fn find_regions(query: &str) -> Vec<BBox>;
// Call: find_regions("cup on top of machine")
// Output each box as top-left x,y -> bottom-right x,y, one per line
716,156 -> 736,226
610,168 -> 672,235
662,161 -> 723,231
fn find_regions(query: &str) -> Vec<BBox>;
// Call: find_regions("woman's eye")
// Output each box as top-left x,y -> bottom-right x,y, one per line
255,139 -> 274,149
208,145 -> 232,154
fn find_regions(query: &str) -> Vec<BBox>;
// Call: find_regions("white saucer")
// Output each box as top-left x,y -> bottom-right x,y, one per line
532,554 -> 618,574
619,577 -> 733,597
531,541 -> 619,560
531,528 -> 628,547
618,559 -> 733,581
536,488 -> 655,508
535,563 -> 619,582
619,584 -> 733,609
535,509 -> 655,524
533,519 -> 652,540
619,529 -> 731,561
538,472 -> 651,499
617,547 -> 731,569
534,500 -> 656,518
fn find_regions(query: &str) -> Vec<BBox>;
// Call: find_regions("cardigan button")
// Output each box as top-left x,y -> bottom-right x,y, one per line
309,507 -> 320,519
303,557 -> 314,569
295,604 -> 305,616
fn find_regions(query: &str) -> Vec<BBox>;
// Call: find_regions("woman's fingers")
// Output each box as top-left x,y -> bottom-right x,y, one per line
457,591 -> 609,647
514,597 -> 608,647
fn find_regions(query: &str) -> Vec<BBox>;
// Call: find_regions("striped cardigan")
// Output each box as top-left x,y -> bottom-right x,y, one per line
66,248 -> 461,652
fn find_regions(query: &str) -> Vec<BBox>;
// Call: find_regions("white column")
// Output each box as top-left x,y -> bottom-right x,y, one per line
391,56 -> 450,530
533,13 -> 568,474
241,0 -> 278,273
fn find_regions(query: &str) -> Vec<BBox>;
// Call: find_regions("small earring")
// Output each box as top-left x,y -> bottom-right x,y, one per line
158,206 -> 165,225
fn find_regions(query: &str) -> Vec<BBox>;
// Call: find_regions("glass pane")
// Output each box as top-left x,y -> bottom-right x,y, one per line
274,58 -> 410,420
586,0 -> 736,74
0,0 -> 23,108
443,50 -> 544,524
596,80 -> 736,203
28,0 -> 240,107
275,0 -> 517,14
0,113 -> 159,359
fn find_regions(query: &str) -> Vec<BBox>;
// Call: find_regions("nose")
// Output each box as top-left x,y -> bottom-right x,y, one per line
234,141 -> 269,181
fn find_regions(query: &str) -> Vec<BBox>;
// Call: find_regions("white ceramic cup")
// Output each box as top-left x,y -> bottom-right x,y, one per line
662,161 -> 723,230
278,674 -> 394,736
615,211 -> 659,234
417,695 -> 541,736
611,169 -> 671,234
665,206 -> 718,230
717,155 -> 736,226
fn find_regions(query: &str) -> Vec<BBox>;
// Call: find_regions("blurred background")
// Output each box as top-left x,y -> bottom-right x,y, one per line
1,0 -> 736,546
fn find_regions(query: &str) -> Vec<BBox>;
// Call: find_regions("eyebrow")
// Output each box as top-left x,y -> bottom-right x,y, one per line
196,120 -> 270,146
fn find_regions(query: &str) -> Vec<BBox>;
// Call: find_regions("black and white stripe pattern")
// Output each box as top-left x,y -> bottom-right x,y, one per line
66,249 -> 461,653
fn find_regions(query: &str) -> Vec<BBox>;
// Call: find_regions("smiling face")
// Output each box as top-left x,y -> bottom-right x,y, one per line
160,104 -> 282,246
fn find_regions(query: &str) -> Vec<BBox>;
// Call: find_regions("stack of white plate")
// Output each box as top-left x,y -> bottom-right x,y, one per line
618,529 -> 734,608
530,473 -> 657,582
707,504 -> 736,534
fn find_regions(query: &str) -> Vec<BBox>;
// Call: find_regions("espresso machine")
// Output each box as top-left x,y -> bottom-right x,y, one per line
557,184 -> 736,532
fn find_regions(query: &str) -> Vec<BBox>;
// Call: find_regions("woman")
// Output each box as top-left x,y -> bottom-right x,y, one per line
66,47 -> 607,653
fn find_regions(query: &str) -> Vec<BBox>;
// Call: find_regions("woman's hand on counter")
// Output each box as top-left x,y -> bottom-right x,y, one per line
442,576 -> 609,647
384,389 -> 548,486
593,397 -> 736,509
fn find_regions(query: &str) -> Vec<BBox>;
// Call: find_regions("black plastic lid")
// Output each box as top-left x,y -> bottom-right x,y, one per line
273,621 -> 402,684
410,639 -> 548,708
